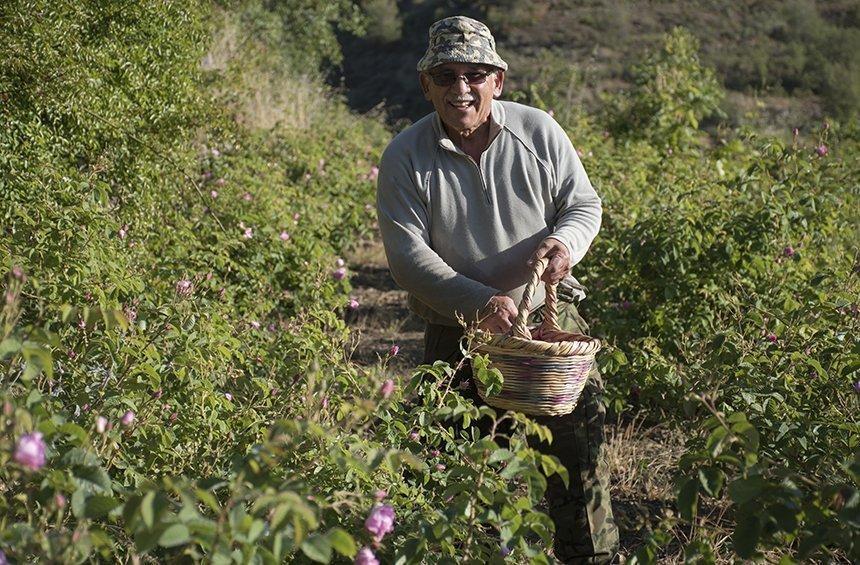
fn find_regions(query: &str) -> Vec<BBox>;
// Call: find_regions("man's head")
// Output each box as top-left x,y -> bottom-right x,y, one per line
417,16 -> 507,138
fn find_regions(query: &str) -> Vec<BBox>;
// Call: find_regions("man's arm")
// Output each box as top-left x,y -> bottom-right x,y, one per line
376,148 -> 502,323
542,119 -> 603,271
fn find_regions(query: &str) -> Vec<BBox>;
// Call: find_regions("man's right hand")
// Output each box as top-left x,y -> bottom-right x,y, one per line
478,294 -> 519,334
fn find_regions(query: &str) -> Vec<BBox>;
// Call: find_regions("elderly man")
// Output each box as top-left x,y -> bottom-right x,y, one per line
376,15 -> 619,564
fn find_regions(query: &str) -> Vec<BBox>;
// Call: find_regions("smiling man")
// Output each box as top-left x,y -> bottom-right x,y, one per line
376,16 -> 618,563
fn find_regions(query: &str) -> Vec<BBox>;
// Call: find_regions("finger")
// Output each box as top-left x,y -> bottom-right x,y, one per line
527,241 -> 552,265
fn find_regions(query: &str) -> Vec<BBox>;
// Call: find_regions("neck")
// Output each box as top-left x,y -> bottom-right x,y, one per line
444,119 -> 491,157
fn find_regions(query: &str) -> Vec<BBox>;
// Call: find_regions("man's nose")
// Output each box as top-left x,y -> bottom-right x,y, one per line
451,77 -> 470,94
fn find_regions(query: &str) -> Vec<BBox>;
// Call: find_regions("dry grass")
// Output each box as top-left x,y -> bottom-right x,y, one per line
201,8 -> 332,131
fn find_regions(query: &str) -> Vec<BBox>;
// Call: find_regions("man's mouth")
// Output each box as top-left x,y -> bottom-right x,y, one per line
448,100 -> 474,109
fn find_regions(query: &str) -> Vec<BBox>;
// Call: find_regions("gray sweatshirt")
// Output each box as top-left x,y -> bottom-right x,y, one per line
376,100 -> 602,327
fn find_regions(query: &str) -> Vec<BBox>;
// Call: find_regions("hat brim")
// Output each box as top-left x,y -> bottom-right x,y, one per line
417,50 -> 508,72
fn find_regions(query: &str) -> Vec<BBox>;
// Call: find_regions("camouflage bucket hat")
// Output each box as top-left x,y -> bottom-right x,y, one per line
416,16 -> 508,72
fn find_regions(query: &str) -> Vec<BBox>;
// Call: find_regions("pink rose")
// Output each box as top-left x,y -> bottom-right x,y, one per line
364,504 -> 395,542
175,279 -> 193,297
14,432 -> 47,471
354,547 -> 379,565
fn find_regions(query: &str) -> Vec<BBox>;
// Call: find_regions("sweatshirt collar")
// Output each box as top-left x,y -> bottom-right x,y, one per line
434,99 -> 506,154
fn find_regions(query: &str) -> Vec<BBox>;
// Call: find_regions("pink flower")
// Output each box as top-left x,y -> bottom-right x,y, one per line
96,416 -> 108,433
224,393 -> 233,402
766,333 -> 778,343
354,547 -> 380,565
388,344 -> 400,357
215,178 -> 226,186
210,190 -> 218,198
242,192 -> 253,201
322,396 -> 329,409
335,258 -> 345,268
853,381 -> 860,394
14,432 -> 46,471
118,225 -> 128,239
409,431 -> 420,441
783,245 -> 795,257
332,267 -> 347,280
243,227 -> 253,239
279,231 -> 290,241
816,144 -> 828,157
368,166 -> 379,181
210,147 -> 221,158
121,411 -> 135,426
792,127 -> 799,138
380,379 -> 395,398
374,489 -> 387,501
250,320 -> 261,330
347,298 -> 360,310
364,504 -> 395,542
435,463 -> 446,472
55,493 -> 66,508
430,449 -> 441,458
11,265 -> 25,280
175,279 -> 193,297
169,412 -> 178,422
123,306 -> 137,323
293,212 -> 301,221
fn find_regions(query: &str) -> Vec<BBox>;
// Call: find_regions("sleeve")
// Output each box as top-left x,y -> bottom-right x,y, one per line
546,120 -> 603,267
376,146 -> 500,322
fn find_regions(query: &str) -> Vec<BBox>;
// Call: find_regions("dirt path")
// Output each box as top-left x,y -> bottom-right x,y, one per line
345,240 -> 424,373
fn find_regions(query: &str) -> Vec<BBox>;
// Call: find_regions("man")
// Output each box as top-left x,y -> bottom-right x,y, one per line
376,15 -> 619,564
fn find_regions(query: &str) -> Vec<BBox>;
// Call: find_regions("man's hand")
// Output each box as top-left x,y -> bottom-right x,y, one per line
478,294 -> 518,334
528,237 -> 571,284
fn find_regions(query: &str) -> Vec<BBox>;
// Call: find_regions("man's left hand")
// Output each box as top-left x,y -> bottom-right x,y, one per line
528,237 -> 570,284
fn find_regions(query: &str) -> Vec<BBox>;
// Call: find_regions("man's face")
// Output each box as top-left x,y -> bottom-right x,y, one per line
420,62 -> 505,138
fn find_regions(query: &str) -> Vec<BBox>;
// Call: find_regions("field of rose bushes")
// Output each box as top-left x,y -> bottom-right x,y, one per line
1,1 -> 858,563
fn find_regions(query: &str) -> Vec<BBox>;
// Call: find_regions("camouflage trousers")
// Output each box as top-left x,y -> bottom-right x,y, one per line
422,301 -> 619,564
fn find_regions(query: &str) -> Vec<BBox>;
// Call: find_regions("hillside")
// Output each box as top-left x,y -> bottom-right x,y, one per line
338,0 -> 859,132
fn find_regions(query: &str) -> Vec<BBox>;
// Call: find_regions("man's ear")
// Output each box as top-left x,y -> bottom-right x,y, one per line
493,70 -> 505,99
419,73 -> 432,100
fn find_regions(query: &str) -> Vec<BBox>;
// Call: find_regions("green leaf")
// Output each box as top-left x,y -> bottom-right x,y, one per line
158,523 -> 190,548
300,533 -> 332,563
733,512 -> 761,558
677,477 -> 699,521
140,491 -> 156,529
697,467 -> 724,497
83,495 -> 120,519
326,527 -> 356,558
728,476 -> 766,505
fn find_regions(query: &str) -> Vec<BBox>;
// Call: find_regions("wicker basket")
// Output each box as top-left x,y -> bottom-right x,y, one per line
474,258 -> 601,416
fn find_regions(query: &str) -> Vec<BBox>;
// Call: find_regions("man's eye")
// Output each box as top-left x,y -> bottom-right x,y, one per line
463,72 -> 484,81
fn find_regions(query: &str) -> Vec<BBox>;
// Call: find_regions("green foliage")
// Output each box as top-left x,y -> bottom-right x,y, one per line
604,28 -> 724,147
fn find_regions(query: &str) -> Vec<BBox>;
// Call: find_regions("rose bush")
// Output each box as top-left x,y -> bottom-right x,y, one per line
1,2 -> 857,564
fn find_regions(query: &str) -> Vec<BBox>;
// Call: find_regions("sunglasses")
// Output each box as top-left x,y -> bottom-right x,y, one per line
428,69 -> 496,87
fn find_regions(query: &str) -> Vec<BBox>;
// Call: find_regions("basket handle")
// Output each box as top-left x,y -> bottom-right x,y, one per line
511,257 -> 561,340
